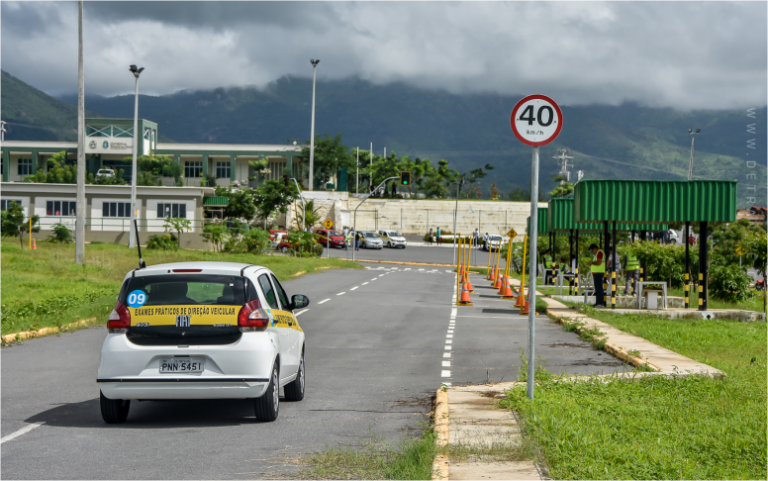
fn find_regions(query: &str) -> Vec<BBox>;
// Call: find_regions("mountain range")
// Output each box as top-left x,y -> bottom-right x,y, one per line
3,70 -> 766,207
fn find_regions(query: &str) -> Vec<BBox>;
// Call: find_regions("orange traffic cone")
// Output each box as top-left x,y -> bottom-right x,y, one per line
520,297 -> 530,314
32,238 -> 37,250
464,272 -> 474,293
497,274 -> 507,294
458,283 -> 473,305
515,289 -> 526,307
501,277 -> 517,299
489,267 -> 497,283
493,273 -> 503,291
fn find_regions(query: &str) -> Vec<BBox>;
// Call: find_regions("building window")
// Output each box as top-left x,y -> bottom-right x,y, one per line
18,158 -> 32,176
157,203 -> 187,219
103,202 -> 132,218
185,161 -> 202,178
1,199 -> 22,211
216,161 -> 230,179
46,201 -> 76,216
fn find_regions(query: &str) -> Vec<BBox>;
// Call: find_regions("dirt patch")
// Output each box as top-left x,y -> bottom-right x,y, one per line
389,393 -> 434,409
544,342 -> 589,348
570,358 -> 625,367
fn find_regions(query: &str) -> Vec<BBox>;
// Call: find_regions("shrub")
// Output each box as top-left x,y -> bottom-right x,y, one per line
224,227 -> 271,254
146,233 -> 178,251
709,264 -> 752,303
48,223 -> 73,243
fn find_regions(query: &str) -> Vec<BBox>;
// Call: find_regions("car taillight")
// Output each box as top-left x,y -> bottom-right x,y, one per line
238,300 -> 269,331
107,301 -> 131,330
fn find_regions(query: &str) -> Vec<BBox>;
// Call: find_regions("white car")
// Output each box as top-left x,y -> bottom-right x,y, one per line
96,169 -> 115,178
358,231 -> 383,249
97,261 -> 309,424
483,235 -> 505,251
378,230 -> 407,249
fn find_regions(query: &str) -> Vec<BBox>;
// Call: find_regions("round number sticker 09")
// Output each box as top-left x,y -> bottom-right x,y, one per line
127,290 -> 147,309
510,94 -> 563,147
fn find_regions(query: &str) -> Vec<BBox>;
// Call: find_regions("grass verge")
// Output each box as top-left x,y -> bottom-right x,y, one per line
501,311 -> 767,480
1,240 -> 361,336
301,429 -> 437,480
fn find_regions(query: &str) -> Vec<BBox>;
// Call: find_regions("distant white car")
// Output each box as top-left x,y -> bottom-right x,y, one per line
97,261 -> 309,424
96,169 -> 115,178
483,235 -> 505,251
378,230 -> 407,249
358,231 -> 383,249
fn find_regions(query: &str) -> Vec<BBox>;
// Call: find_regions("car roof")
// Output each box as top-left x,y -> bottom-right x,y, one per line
128,262 -> 266,279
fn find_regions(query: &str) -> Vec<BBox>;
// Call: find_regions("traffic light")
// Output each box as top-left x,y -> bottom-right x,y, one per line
400,171 -> 411,186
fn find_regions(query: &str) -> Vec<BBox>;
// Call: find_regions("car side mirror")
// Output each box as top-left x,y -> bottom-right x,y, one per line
291,294 -> 310,310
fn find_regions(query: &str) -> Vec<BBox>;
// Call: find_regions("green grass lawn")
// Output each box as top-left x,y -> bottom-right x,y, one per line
502,311 -> 767,480
1,240 -> 361,336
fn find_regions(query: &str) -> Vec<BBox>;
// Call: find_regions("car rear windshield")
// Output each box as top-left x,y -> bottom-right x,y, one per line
364,232 -> 377,237
328,230 -> 341,236
121,274 -> 246,306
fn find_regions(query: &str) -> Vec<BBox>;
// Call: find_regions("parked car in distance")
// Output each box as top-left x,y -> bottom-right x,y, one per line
270,230 -> 288,249
276,239 -> 293,253
96,169 -> 115,178
316,229 -> 346,249
358,231 -> 383,249
378,230 -> 407,249
483,234 -> 505,251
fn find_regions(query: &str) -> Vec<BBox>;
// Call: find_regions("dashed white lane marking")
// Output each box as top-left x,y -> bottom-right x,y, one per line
1,423 -> 43,444
371,278 -> 378,281
447,330 -> 454,334
350,286 -> 359,291
442,382 -> 452,386
443,352 -> 451,358
446,340 -> 452,344
337,292 -> 346,296
295,309 -> 309,316
362,282 -> 369,285
405,268 -> 412,271
318,299 -> 331,305
441,370 -> 452,378
442,361 -> 451,367
379,274 -> 385,277
446,334 -> 453,339
445,345 -> 452,350
445,270 -> 452,273
451,308 -> 457,317
418,268 -> 425,271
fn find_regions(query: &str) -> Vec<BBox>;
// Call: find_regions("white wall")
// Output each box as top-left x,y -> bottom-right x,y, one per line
145,199 -> 197,233
90,198 -> 139,232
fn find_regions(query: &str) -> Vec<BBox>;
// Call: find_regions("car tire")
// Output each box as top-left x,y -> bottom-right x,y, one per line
254,363 -> 279,422
281,246 -> 289,253
284,352 -> 305,402
100,390 -> 130,424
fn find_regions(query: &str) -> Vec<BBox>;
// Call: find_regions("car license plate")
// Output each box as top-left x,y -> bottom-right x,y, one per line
160,357 -> 205,373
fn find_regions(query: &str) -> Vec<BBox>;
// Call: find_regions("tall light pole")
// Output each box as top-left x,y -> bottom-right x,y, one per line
451,178 -> 464,262
356,147 -> 359,194
128,64 -> 144,248
687,128 -> 701,181
75,0 -> 86,264
308,59 -> 320,191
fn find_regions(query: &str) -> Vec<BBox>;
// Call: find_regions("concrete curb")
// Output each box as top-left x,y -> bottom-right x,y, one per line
432,388 -> 450,480
357,259 -> 457,267
2,317 -> 98,344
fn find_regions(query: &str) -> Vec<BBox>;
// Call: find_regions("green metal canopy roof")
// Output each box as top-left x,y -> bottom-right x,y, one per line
573,180 -> 737,224
203,196 -> 229,207
526,207 -> 548,236
548,197 -> 667,233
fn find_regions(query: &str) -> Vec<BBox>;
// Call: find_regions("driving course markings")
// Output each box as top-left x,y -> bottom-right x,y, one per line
362,282 -> 369,285
337,292 -> 346,296
295,309 -> 309,316
1,423 -> 43,444
350,286 -> 359,290
318,299 -> 331,305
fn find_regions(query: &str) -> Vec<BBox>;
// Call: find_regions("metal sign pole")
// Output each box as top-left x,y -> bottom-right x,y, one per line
527,146 -> 540,399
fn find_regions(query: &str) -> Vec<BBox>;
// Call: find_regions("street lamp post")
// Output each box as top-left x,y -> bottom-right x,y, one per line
75,0 -> 86,264
353,176 -> 399,263
128,64 -> 144,249
451,179 -> 464,263
688,128 -> 701,181
308,59 -> 320,191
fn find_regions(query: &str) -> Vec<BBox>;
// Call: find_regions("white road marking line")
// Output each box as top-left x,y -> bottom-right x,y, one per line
447,330 -> 454,334
337,292 -> 346,296
446,340 -> 452,344
318,299 -> 331,304
445,270 -> 452,273
441,370 -> 451,378
371,278 -> 378,281
442,361 -> 451,367
443,352 -> 451,358
405,268 -> 411,271
295,309 -> 309,316
1,423 -> 43,444
445,345 -> 452,350
379,274 -> 385,277
418,268 -> 425,271
446,334 -> 453,339
451,308 -> 457,318
442,382 -> 452,386
362,282 -> 369,285
350,286 -> 359,291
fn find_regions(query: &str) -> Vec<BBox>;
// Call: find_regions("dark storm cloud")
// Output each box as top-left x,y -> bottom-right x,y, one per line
1,1 -> 765,110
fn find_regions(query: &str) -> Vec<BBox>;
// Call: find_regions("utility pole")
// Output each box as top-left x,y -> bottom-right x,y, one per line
370,142 -> 373,192
688,128 -> 701,180
75,0 -> 86,264
128,64 -> 144,248
356,147 -> 359,194
552,148 -> 574,184
308,59 -> 320,191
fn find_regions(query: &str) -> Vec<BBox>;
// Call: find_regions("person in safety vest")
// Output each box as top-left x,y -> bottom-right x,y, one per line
623,250 -> 640,295
587,243 -> 606,308
542,249 -> 555,285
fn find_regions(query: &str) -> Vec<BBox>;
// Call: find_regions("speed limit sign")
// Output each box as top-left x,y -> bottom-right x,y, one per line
510,94 -> 563,147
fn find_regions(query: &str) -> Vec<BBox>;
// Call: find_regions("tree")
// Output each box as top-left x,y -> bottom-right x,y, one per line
132,154 -> 183,186
25,151 -> 78,184
1,202 -> 40,248
163,217 -> 192,248
711,219 -> 764,267
300,133 -> 355,190
548,174 -> 574,198
746,233 -> 767,312
214,186 -> 257,221
253,180 -> 299,224
201,223 -> 227,252
293,200 -> 322,230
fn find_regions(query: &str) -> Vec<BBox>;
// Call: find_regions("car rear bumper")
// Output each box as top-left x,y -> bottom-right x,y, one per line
97,331 -> 276,400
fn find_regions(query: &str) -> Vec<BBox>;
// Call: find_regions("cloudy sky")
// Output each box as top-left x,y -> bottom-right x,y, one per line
2,1 -> 766,110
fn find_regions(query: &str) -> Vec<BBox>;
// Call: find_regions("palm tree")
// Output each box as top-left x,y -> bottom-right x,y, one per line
293,200 -> 322,230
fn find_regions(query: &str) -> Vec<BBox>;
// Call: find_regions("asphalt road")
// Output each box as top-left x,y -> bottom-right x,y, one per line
1,262 -> 623,479
325,243 -> 497,267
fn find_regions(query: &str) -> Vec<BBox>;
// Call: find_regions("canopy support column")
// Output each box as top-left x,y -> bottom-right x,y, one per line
685,221 -> 690,309
574,229 -> 579,295
698,221 -> 709,311
603,221 -> 609,306
611,221 -> 617,309
569,229 -> 574,295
